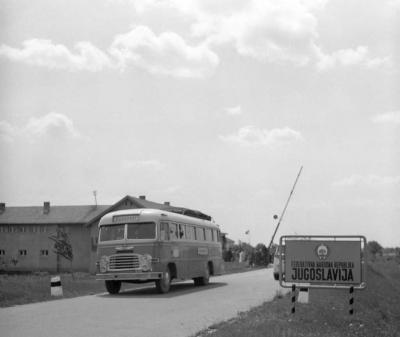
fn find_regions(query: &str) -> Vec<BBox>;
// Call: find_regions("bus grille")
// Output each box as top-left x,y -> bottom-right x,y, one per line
109,254 -> 140,270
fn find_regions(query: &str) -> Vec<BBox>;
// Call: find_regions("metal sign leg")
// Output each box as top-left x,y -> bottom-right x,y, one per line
291,284 -> 296,314
349,286 -> 354,315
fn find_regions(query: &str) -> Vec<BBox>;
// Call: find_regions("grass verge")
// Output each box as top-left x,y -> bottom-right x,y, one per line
0,272 -> 107,307
195,259 -> 400,337
0,261 -> 254,308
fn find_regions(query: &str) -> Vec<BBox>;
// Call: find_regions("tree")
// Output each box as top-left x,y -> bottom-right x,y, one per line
367,240 -> 383,259
222,248 -> 233,262
49,228 -> 74,275
254,243 -> 269,266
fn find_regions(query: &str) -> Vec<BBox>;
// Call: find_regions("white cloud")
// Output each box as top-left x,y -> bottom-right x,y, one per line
225,106 -> 242,115
388,0 -> 400,11
109,26 -> 219,78
0,1 -> 390,75
315,45 -> 391,71
371,111 -> 400,125
220,125 -> 303,146
124,0 -> 390,70
24,113 -> 81,140
332,174 -> 400,188
0,121 -> 17,143
0,39 -> 112,72
122,159 -> 165,171
0,28 -> 219,78
188,0 -> 321,66
1,113 -> 81,143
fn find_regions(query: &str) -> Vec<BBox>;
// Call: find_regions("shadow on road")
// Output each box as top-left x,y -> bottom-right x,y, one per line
98,281 -> 227,299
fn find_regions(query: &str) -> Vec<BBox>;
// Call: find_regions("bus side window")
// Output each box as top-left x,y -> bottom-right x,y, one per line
170,223 -> 178,241
211,229 -> 215,242
178,224 -> 185,239
205,229 -> 212,242
184,224 -> 189,240
196,227 -> 205,241
160,222 -> 169,241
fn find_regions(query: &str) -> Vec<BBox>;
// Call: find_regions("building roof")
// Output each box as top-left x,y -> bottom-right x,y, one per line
0,205 -> 110,224
0,195 -> 212,225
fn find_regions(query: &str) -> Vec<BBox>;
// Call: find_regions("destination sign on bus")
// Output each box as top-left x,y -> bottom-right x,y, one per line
281,236 -> 366,289
112,214 -> 139,223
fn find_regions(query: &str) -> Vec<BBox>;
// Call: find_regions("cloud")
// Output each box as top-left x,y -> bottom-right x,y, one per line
125,0 -> 390,70
332,174 -> 400,188
315,45 -> 391,71
109,26 -> 219,78
371,111 -> 400,125
188,0 -> 321,66
0,121 -> 17,143
225,106 -> 242,115
24,113 -> 81,140
0,113 -> 82,143
388,0 -> 400,11
122,159 -> 165,171
0,39 -> 112,72
0,27 -> 219,78
220,125 -> 303,146
1,1 -> 390,75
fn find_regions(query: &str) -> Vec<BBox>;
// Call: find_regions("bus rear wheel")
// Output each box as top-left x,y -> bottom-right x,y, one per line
105,280 -> 121,294
156,267 -> 171,293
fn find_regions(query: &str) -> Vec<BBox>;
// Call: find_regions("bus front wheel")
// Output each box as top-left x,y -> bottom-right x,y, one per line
105,280 -> 121,294
156,267 -> 171,293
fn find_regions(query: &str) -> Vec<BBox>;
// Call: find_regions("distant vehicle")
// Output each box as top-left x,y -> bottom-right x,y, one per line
273,245 -> 285,281
96,208 -> 223,294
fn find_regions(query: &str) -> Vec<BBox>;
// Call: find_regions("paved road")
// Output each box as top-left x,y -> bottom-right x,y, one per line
0,268 -> 286,337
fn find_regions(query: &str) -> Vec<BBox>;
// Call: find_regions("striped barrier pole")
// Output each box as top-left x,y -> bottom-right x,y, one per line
291,284 -> 296,314
349,286 -> 354,315
50,276 -> 63,297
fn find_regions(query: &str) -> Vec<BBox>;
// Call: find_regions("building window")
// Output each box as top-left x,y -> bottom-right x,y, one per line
40,249 -> 49,256
0,250 -> 5,255
19,249 -> 27,256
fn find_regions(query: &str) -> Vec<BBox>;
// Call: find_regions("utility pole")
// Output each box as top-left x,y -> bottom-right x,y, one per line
93,190 -> 98,208
268,166 -> 303,251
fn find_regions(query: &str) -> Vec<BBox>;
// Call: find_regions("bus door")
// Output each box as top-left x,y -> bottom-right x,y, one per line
169,222 -> 187,278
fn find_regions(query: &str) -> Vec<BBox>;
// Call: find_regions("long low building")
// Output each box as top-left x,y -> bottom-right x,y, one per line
0,195 -> 212,273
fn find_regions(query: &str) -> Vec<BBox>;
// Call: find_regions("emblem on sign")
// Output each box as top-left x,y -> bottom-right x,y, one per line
315,244 -> 329,260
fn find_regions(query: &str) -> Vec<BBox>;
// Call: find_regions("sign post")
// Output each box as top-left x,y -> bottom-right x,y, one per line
279,235 -> 367,314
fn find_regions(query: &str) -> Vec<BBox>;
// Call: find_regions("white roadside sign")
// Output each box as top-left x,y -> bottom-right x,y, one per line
279,236 -> 367,289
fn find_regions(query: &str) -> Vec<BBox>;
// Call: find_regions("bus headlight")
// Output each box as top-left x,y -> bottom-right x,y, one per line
99,256 -> 109,273
139,254 -> 152,272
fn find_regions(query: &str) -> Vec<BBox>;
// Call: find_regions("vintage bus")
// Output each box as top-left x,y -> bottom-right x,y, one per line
96,208 -> 223,294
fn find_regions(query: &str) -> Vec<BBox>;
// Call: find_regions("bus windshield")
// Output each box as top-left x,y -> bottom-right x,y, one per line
99,224 -> 125,242
127,222 -> 156,239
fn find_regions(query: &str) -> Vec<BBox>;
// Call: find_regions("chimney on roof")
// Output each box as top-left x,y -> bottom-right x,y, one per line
164,201 -> 170,206
0,203 -> 5,214
43,201 -> 50,214
139,195 -> 146,200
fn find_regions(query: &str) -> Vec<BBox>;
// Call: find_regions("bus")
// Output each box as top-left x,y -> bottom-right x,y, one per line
96,208 -> 223,294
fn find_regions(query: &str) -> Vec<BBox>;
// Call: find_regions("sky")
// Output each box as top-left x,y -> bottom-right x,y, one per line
0,0 -> 399,247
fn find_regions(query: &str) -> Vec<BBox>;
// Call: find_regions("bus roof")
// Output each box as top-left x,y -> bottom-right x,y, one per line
98,208 -> 219,229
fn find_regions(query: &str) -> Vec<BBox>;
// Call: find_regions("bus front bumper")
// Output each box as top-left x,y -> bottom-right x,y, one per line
96,272 -> 163,281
